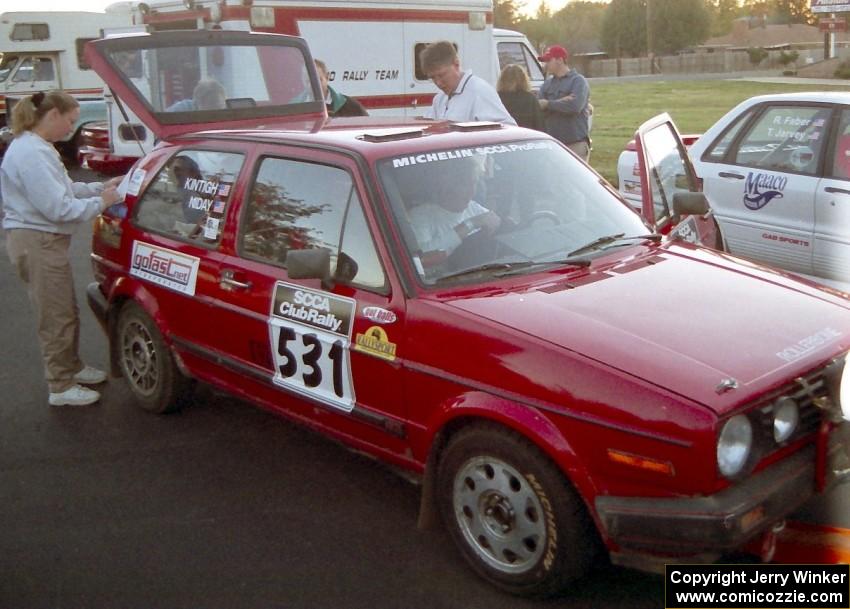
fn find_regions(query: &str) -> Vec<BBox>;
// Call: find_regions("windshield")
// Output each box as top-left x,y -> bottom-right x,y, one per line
0,54 -> 19,83
378,139 -> 649,285
105,42 -> 317,120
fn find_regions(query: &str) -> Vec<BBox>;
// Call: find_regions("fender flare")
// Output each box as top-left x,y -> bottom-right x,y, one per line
417,390 -> 599,532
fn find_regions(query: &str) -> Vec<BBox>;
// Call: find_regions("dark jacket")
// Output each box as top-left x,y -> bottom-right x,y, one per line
328,86 -> 368,117
498,90 -> 544,131
538,69 -> 590,146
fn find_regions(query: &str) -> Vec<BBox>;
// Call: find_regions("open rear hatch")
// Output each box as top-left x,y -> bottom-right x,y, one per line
85,29 -> 326,140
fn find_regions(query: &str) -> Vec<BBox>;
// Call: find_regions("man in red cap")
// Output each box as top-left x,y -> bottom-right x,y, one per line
538,44 -> 592,161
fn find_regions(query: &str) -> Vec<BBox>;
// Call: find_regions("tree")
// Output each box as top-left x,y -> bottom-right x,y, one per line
551,1 -> 608,54
770,0 -> 814,25
600,0 -> 647,57
493,0 -> 523,29
706,0 -> 743,37
651,0 -> 711,54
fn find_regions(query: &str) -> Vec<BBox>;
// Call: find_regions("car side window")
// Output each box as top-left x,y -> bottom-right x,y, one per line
732,105 -> 830,176
702,108 -> 753,163
134,149 -> 244,244
830,108 -> 850,180
240,157 -> 386,290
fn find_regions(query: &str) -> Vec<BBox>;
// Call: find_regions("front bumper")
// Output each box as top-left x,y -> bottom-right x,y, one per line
596,444 -> 819,556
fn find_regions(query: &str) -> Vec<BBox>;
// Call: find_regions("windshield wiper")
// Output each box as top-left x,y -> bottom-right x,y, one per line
567,233 -> 662,258
493,256 -> 592,277
436,261 -> 537,282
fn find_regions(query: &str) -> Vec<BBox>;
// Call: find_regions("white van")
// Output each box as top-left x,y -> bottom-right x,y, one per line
0,8 -> 133,157
91,0 -> 543,163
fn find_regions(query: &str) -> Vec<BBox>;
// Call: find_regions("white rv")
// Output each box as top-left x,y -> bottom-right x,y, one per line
89,0 -> 544,164
0,8 -> 134,156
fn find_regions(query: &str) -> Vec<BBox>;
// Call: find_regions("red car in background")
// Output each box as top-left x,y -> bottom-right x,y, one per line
85,31 -> 850,598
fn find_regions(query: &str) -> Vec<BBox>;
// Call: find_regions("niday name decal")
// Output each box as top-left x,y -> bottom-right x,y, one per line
130,241 -> 200,295
777,328 -> 842,363
744,172 -> 787,210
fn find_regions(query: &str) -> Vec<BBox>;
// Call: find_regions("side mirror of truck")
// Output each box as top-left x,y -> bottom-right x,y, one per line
672,191 -> 709,217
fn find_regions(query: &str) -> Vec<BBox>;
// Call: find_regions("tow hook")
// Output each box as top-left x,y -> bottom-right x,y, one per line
758,520 -> 786,563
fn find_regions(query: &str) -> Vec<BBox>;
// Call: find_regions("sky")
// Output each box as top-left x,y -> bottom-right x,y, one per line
1,0 -> 582,16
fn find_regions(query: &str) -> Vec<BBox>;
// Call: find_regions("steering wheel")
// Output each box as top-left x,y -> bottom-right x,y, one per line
524,210 -> 560,228
445,228 -> 499,271
789,146 -> 814,172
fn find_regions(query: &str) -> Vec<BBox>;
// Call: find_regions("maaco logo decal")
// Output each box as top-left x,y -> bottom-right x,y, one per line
743,172 -> 786,210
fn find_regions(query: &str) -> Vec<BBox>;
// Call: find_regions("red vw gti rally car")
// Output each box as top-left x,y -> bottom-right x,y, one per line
85,30 -> 850,597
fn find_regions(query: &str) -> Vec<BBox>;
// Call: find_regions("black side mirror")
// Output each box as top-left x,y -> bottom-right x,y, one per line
672,191 -> 710,217
287,248 -> 332,288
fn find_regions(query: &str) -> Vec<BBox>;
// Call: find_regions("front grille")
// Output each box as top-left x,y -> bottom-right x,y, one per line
752,364 -> 830,450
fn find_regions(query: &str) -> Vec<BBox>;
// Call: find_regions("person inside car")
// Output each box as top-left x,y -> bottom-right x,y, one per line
408,157 -> 500,263
166,78 -> 227,112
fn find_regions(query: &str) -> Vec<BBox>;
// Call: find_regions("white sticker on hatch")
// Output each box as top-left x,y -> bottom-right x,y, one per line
125,168 -> 147,197
129,241 -> 199,296
268,281 -> 356,412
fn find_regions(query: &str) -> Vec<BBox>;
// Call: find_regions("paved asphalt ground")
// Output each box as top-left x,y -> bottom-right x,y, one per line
0,166 -> 847,608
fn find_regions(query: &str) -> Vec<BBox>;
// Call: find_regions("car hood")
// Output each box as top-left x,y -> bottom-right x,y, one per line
444,248 -> 850,410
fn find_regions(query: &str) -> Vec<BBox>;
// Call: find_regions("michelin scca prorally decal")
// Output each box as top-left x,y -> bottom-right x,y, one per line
130,241 -> 200,295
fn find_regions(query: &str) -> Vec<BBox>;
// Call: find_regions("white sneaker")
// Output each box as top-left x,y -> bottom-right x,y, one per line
49,384 -> 101,406
73,365 -> 107,385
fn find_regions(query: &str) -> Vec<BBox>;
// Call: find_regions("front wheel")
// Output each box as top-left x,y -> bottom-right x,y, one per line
436,425 -> 600,597
116,302 -> 193,413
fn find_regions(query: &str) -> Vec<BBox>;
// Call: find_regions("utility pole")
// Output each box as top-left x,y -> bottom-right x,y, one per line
646,0 -> 655,74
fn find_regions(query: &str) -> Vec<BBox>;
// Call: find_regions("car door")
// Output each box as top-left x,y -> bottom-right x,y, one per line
698,103 -> 832,276
199,144 -> 409,456
814,105 -> 850,286
633,113 -> 724,249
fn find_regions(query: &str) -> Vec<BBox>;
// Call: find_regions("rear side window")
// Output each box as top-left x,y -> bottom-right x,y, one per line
134,149 -> 244,244
11,23 -> 49,41
702,108 -> 753,163
240,157 -> 386,290
732,105 -> 831,176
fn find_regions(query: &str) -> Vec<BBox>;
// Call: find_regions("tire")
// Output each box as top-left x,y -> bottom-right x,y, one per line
436,424 -> 600,598
116,302 -> 193,414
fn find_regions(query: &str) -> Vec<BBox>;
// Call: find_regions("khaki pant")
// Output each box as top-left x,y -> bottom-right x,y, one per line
567,140 -> 591,163
6,229 -> 83,393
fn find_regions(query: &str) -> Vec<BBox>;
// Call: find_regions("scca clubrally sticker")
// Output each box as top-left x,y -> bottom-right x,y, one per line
268,282 -> 356,411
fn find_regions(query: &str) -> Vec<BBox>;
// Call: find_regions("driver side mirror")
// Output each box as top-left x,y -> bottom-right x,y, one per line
286,248 -> 359,290
672,191 -> 710,218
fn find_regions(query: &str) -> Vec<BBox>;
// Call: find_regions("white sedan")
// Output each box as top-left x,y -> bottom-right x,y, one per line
619,92 -> 850,292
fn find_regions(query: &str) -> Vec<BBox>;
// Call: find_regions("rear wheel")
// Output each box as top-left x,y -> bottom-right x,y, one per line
116,302 -> 193,413
437,424 -> 600,598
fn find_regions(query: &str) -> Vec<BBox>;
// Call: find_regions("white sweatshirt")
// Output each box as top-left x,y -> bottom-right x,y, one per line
0,131 -> 103,234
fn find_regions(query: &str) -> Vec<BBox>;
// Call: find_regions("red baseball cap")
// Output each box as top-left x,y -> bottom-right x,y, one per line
539,45 -> 569,62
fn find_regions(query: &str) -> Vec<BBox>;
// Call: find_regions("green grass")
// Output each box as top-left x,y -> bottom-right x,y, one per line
588,79 -> 850,184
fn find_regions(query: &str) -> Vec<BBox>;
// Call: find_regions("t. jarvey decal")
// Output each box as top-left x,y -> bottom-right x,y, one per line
355,326 -> 397,361
130,241 -> 199,295
268,282 -> 356,412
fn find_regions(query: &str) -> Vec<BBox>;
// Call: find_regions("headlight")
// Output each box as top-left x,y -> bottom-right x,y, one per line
717,414 -> 753,478
773,396 -> 799,443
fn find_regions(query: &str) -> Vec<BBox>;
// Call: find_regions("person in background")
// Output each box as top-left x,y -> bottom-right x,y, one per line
315,59 -> 368,117
1,91 -> 122,406
497,64 -> 544,131
538,45 -> 592,161
166,78 -> 227,112
420,41 -> 516,125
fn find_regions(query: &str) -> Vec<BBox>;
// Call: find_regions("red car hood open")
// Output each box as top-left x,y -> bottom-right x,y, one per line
446,250 -> 850,411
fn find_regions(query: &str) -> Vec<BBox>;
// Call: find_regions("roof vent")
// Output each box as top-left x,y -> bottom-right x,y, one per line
360,128 -> 425,143
449,121 -> 503,132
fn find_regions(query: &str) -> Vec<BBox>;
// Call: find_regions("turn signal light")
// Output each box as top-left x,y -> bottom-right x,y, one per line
606,449 -> 674,476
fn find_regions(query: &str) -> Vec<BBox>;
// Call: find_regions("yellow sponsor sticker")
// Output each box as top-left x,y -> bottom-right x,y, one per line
354,326 -> 397,361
